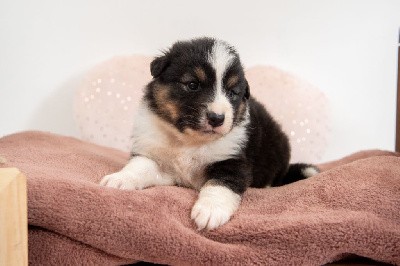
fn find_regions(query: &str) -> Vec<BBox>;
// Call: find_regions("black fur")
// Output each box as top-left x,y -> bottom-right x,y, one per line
244,97 -> 291,188
142,37 -> 318,195
272,163 -> 317,186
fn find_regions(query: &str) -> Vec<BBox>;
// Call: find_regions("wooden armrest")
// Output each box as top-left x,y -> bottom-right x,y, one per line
0,168 -> 28,266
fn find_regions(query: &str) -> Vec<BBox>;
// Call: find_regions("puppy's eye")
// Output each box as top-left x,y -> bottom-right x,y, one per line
229,87 -> 241,97
187,82 -> 199,91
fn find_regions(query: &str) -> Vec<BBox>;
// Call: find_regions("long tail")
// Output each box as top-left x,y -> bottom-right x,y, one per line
272,163 -> 320,187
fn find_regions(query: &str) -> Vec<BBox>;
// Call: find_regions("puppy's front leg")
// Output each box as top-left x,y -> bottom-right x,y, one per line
191,159 -> 250,230
100,156 -> 174,190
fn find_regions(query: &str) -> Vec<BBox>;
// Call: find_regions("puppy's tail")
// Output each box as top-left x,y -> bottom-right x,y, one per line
272,163 -> 320,187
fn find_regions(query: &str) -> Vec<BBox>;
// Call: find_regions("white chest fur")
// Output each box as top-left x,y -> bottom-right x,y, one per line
130,104 -> 249,189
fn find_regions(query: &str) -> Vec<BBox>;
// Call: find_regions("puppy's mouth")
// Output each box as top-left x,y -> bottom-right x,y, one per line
198,122 -> 229,136
202,129 -> 216,133
181,117 -> 233,143
180,111 -> 233,141
201,129 -> 220,135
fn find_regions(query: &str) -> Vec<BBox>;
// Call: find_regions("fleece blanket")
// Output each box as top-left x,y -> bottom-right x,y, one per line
0,131 -> 399,265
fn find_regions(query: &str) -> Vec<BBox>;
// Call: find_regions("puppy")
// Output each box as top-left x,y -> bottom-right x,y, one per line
100,37 -> 319,230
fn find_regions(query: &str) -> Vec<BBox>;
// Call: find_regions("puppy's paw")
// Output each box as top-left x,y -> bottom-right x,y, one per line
100,171 -> 148,190
100,156 -> 175,190
191,184 -> 241,230
191,198 -> 233,230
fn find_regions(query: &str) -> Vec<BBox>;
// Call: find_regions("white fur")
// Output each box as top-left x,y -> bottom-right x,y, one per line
191,184 -> 241,230
301,166 -> 319,178
121,103 -> 249,190
207,41 -> 235,135
100,156 -> 175,190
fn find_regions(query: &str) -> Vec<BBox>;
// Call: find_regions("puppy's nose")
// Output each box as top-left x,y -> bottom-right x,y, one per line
206,111 -> 225,127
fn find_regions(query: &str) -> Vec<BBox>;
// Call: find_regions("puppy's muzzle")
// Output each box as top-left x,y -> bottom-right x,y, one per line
206,111 -> 225,128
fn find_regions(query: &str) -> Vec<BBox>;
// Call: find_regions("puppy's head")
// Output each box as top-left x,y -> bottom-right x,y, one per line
145,37 -> 250,141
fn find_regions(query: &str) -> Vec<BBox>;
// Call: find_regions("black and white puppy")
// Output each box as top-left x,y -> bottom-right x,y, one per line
100,37 -> 319,230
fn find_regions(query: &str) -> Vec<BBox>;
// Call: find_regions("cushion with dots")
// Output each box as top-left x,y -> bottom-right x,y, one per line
74,55 -> 152,152
74,56 -> 330,163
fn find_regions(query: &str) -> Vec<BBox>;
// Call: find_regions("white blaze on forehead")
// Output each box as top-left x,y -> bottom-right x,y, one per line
208,41 -> 235,91
207,40 -> 235,134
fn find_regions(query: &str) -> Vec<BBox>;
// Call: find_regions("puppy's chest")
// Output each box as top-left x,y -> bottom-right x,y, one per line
133,136 -> 243,189
131,106 -> 249,188
153,145 -> 209,188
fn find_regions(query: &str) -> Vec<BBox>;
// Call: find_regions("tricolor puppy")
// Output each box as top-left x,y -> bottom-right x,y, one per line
100,38 -> 319,230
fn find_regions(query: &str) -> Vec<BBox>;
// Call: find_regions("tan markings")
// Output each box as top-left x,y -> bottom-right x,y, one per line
183,128 -> 220,145
194,67 -> 207,82
154,85 -> 179,121
237,101 -> 247,120
181,73 -> 194,83
226,75 -> 239,88
165,103 -> 179,120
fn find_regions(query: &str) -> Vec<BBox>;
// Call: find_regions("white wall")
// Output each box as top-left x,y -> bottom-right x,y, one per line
0,0 -> 399,162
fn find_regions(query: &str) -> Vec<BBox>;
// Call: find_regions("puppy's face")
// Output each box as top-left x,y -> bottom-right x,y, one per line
145,38 -> 250,141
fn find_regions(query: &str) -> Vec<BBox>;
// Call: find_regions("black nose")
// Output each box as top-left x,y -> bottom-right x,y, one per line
207,112 -> 225,127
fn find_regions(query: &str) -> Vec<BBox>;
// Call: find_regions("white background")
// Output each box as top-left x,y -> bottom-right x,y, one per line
0,0 -> 399,162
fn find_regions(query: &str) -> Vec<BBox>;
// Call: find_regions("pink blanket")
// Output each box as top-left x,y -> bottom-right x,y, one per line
0,131 -> 399,265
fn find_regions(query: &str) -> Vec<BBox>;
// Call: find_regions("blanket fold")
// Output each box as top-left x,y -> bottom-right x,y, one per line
0,131 -> 399,265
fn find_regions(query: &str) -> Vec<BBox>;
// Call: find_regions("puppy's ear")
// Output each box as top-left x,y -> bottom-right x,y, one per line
244,80 -> 250,99
150,55 -> 169,78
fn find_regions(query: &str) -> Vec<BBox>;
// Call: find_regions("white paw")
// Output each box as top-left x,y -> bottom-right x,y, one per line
100,156 -> 174,190
191,199 -> 233,230
191,185 -> 241,230
100,171 -> 148,190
